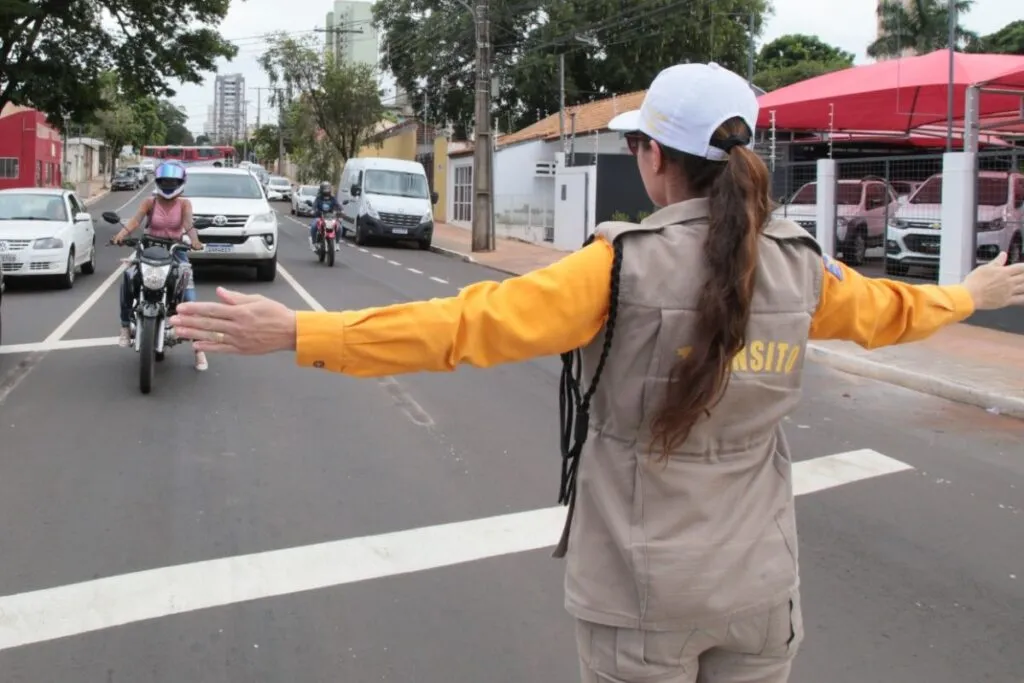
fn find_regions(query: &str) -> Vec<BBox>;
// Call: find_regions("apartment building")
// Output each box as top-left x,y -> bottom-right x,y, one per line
213,73 -> 245,143
325,0 -> 379,69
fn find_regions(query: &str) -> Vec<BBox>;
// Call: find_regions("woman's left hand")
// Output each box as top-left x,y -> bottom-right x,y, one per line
170,287 -> 297,355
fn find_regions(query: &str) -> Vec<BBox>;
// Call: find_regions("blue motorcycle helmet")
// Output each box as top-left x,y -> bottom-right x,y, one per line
154,162 -> 187,199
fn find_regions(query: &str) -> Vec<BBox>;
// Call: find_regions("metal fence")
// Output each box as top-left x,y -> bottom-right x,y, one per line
493,193 -> 554,244
770,148 -> 1023,282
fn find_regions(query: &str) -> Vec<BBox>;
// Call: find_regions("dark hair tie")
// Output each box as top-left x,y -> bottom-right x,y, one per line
713,135 -> 748,154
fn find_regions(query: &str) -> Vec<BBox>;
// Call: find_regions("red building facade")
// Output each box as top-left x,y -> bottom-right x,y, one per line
0,104 -> 63,191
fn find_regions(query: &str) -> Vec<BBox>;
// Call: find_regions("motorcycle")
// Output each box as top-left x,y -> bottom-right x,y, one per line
314,203 -> 339,267
102,211 -> 211,394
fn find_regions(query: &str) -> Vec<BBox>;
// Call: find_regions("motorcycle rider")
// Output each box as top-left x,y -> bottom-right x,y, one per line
309,181 -> 341,252
112,161 -> 208,372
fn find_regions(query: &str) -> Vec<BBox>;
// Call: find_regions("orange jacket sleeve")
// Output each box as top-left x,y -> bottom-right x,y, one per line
294,238 -> 615,377
809,254 -> 975,347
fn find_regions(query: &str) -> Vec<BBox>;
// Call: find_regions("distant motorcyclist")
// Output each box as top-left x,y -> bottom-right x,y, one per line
309,181 -> 340,252
112,161 -> 208,371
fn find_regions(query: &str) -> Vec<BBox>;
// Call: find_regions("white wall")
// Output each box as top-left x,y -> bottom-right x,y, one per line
552,164 -> 597,251
493,139 -> 556,243
566,131 -> 629,156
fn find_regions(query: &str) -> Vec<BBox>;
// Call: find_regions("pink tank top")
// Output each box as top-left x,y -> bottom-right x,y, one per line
147,199 -> 185,239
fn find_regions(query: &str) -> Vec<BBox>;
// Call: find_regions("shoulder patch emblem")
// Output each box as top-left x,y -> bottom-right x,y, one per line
822,253 -> 843,280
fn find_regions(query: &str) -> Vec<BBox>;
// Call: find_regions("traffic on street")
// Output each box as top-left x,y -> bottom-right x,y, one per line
0,183 -> 1021,682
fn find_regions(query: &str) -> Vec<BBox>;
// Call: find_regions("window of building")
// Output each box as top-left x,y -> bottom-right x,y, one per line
453,164 -> 472,222
0,158 -> 18,179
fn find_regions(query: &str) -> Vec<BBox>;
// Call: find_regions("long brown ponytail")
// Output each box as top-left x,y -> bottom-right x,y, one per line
647,117 -> 772,459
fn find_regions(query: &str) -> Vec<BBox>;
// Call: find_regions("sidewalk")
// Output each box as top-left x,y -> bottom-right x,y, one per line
431,221 -> 1024,419
78,177 -> 110,206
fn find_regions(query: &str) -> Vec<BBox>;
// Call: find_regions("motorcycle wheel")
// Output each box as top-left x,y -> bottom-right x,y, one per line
317,237 -> 326,263
326,237 -> 335,267
139,316 -> 157,394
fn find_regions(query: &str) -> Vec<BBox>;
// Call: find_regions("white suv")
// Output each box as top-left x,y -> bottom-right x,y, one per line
184,167 -> 279,281
885,171 -> 1024,276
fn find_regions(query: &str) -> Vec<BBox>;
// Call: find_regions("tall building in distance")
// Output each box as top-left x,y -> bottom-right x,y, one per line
213,73 -> 245,143
325,0 -> 379,69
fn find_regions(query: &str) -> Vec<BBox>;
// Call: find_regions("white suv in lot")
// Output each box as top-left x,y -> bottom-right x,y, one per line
184,167 -> 279,281
885,171 -> 1024,276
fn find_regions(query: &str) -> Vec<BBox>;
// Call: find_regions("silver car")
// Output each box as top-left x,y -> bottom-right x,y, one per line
291,184 -> 319,217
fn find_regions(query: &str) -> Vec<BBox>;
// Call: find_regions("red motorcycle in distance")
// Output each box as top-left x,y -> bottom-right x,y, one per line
314,210 -> 339,267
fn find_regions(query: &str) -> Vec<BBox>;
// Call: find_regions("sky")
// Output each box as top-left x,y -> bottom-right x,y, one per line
171,0 -> 1022,135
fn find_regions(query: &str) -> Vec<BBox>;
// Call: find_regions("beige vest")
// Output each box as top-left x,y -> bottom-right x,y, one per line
558,198 -> 823,631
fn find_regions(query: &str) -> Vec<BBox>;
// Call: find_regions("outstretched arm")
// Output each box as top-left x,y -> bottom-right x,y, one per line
810,253 -> 1024,347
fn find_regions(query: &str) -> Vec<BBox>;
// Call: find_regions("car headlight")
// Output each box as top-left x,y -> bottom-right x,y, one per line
421,211 -> 433,223
33,237 -> 63,249
888,219 -> 908,229
140,263 -> 171,290
360,201 -> 379,219
252,210 -> 276,224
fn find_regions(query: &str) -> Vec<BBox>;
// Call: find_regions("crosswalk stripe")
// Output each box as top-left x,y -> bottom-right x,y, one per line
0,448 -> 911,652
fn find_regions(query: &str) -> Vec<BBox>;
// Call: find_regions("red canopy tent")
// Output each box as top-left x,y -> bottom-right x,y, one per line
756,50 -> 1024,132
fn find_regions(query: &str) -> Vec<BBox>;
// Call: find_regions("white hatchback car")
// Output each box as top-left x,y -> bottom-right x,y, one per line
183,167 -> 279,281
0,187 -> 97,289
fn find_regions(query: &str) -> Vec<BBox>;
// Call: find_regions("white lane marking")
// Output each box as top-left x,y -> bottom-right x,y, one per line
429,276 -> 448,284
372,253 -> 383,259
0,449 -> 909,652
407,268 -> 423,274
793,448 -> 913,495
0,337 -> 119,355
43,264 -> 127,343
113,182 -> 154,213
386,260 -> 401,266
358,248 -> 368,253
277,265 -> 325,312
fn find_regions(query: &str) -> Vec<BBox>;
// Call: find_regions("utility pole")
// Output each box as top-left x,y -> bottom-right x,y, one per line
314,25 -> 365,65
242,99 -> 250,163
559,53 -> 566,153
470,0 -> 494,252
62,114 -> 70,186
277,87 -> 286,175
747,13 -> 755,83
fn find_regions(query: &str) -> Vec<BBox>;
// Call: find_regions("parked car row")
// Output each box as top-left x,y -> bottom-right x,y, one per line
774,170 -> 1024,271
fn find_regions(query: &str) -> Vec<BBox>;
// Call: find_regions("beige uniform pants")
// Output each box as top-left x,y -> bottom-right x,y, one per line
576,593 -> 804,683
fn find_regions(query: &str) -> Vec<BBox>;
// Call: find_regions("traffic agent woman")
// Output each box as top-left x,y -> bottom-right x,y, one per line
170,62 -> 1024,683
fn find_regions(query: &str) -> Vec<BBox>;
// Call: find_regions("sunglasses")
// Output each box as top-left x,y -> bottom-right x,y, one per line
624,132 -> 650,155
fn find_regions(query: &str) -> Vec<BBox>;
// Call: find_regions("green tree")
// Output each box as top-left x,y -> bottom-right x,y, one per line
248,124 -> 284,166
87,72 -> 143,177
968,20 -> 1024,55
196,134 -> 212,145
753,34 -> 854,91
374,0 -> 770,131
129,97 -> 167,148
868,0 -> 977,59
259,33 -> 384,162
0,0 -> 237,125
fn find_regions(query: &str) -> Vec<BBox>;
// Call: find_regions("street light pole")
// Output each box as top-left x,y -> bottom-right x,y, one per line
946,0 -> 956,151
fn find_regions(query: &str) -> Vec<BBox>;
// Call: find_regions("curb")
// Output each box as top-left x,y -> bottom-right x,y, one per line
806,343 -> 1024,418
84,189 -> 110,207
429,244 -> 524,276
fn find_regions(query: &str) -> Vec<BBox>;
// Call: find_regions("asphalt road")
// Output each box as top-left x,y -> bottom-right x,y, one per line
0,191 -> 1021,683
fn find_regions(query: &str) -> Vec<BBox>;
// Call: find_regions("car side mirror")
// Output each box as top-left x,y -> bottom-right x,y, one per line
350,184 -> 361,197
74,212 -> 91,223
431,191 -> 439,205
101,211 -> 120,224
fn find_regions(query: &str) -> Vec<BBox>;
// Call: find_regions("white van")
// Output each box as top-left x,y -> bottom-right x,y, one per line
338,157 -> 439,249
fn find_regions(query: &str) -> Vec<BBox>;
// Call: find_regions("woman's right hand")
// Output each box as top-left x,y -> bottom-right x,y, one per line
111,231 -> 124,245
962,252 -> 1024,310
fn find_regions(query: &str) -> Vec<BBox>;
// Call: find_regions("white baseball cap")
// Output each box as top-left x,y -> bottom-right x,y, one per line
607,62 -> 759,162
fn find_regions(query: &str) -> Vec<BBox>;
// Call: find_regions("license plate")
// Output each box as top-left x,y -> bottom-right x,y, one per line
0,253 -> 17,263
205,244 -> 233,253
391,228 -> 408,235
